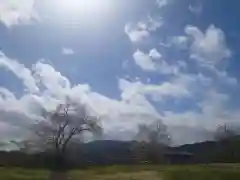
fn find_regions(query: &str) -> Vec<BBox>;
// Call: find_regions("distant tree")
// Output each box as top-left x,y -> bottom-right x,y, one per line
12,101 -> 102,170
214,124 -> 236,141
135,121 -> 171,145
132,120 -> 171,164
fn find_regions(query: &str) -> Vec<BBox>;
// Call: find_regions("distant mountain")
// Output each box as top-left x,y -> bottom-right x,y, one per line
172,136 -> 240,163
1,137 -> 240,167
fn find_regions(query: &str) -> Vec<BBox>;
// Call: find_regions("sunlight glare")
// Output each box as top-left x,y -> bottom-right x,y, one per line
58,0 -> 109,15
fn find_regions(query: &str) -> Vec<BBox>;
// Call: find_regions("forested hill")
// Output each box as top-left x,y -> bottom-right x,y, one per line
0,137 -> 240,167
173,136 -> 240,163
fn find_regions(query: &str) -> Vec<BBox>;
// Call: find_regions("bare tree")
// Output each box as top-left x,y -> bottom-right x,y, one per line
132,120 -> 171,164
135,121 -> 171,145
214,124 -> 236,141
13,101 -> 102,170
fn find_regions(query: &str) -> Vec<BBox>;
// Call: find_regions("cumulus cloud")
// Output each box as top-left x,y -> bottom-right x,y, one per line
171,36 -> 189,49
143,16 -> 164,31
0,52 -> 38,93
216,70 -> 238,87
0,51 -> 207,145
156,0 -> 168,8
121,41 -> 238,140
0,0 -> 239,148
122,2 -> 238,145
33,62 -> 71,95
0,52 -> 164,144
183,25 -> 237,87
117,70 -> 239,145
133,49 -> 177,74
0,0 -> 38,27
119,78 -> 190,102
125,17 -> 163,43
185,25 -> 231,65
124,23 -> 149,43
189,4 -> 203,15
0,47 -> 238,146
149,48 -> 162,59
163,90 -> 233,129
133,50 -> 158,71
62,48 -> 75,55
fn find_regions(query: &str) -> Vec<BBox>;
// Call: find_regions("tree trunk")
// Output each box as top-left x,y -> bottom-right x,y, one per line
54,152 -> 66,170
50,153 -> 69,180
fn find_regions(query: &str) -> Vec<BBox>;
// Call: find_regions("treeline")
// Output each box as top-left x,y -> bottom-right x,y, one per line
0,141 -> 162,168
175,136 -> 240,163
1,137 -> 240,168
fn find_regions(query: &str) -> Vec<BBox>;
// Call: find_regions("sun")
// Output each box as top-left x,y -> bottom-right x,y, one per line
58,0 -> 108,15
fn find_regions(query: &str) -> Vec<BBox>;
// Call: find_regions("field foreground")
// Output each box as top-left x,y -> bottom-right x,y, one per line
1,165 -> 240,180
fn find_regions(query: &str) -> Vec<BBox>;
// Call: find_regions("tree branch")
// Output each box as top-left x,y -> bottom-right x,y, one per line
61,127 -> 90,152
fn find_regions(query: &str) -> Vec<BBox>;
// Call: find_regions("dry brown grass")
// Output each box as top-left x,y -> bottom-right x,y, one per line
72,171 -> 161,180
1,165 -> 240,180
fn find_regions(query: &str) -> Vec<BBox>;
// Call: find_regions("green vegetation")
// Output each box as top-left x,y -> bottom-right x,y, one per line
0,167 -> 49,180
1,165 -> 240,180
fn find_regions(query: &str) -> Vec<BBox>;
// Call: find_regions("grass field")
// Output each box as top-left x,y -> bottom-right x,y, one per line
1,165 -> 240,180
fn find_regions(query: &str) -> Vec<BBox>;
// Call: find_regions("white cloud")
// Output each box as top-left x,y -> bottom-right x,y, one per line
133,49 -> 178,74
159,42 -> 171,48
163,90 -> 233,129
182,25 -> 237,88
189,4 -> 203,15
62,48 -> 75,55
145,82 -> 190,101
0,51 -> 238,146
199,90 -> 229,118
156,0 -> 168,8
144,16 -> 163,31
33,62 -> 71,94
171,36 -> 189,49
0,0 -> 38,27
0,1 -> 238,147
0,52 -> 163,144
124,23 -> 150,43
168,125 -> 214,145
118,73 -> 239,144
203,65 -> 238,87
216,71 -> 238,87
125,17 -> 163,43
185,25 -> 231,65
149,48 -> 162,59
0,52 -> 38,93
118,71 -> 235,132
123,12 -> 238,145
133,50 -> 157,71
119,78 -> 190,102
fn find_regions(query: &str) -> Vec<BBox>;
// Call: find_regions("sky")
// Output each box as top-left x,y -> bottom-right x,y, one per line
0,0 -> 240,147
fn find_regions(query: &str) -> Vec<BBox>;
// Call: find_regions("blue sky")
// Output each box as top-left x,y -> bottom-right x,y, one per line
0,0 -> 240,146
